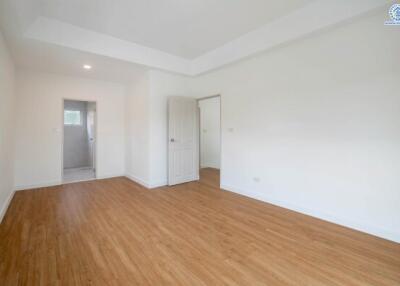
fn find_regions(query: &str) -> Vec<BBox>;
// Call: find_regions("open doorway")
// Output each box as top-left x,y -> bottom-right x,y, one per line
198,95 -> 221,188
62,100 -> 96,183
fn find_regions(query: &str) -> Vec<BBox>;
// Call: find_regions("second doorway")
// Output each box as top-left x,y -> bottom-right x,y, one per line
198,95 -> 221,188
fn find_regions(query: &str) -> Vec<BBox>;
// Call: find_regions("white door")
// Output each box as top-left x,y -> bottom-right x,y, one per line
168,97 -> 199,186
87,102 -> 96,170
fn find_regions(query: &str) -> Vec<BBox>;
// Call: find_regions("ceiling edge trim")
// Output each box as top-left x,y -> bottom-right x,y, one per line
24,0 -> 390,76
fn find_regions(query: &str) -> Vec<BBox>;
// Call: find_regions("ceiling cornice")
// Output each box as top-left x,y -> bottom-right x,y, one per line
24,0 -> 390,76
190,0 -> 391,75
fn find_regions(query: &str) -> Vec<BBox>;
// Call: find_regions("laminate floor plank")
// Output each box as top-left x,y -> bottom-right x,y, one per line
1,168 -> 399,285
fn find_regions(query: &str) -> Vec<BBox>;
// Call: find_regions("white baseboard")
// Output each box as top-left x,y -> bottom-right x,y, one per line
201,165 -> 220,169
96,173 -> 125,180
221,184 -> 400,243
125,174 -> 150,188
14,173 -> 125,191
15,180 -> 62,191
125,174 -> 167,189
148,181 -> 168,188
0,190 -> 16,223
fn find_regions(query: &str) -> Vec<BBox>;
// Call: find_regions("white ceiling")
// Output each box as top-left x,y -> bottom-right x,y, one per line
39,0 -> 312,59
0,0 -> 392,80
12,39 -> 148,84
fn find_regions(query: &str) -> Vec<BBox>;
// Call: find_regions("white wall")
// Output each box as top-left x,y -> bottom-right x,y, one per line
63,100 -> 90,169
0,31 -> 16,222
125,69 -> 192,188
125,71 -> 151,187
187,11 -> 400,242
147,70 -> 191,187
14,71 -> 126,189
199,97 -> 220,169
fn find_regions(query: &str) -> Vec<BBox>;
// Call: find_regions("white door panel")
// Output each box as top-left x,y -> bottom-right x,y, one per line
87,102 -> 96,170
168,97 -> 199,186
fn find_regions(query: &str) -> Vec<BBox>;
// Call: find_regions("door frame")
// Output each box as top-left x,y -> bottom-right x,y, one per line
196,94 -> 222,186
61,98 -> 98,182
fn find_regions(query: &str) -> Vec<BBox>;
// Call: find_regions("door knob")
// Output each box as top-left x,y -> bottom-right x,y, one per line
170,138 -> 175,142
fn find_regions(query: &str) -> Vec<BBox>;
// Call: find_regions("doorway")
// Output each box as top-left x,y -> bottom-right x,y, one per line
62,100 -> 96,183
198,95 -> 221,188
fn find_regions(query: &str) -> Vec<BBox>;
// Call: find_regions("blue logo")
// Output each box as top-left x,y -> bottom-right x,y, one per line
385,4 -> 400,25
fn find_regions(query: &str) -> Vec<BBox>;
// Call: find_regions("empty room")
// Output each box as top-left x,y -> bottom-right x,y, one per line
0,1 -> 399,285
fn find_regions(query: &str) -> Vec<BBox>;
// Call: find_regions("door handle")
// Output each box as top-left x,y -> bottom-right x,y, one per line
170,138 -> 175,142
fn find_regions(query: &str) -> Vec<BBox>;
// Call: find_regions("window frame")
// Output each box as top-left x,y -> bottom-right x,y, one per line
64,110 -> 82,126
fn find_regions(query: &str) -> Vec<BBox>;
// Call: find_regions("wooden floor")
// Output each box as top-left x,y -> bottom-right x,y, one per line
1,168 -> 399,285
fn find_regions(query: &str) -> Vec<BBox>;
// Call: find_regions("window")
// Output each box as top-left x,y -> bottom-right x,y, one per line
64,110 -> 82,125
